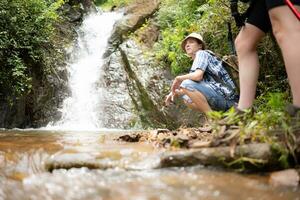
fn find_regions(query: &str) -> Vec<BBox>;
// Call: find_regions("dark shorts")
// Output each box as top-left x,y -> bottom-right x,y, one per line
247,0 -> 300,33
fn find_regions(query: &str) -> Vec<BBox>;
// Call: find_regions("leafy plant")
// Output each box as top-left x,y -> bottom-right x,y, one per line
0,0 -> 65,98
155,0 -> 286,98
208,92 -> 297,168
155,0 -> 206,75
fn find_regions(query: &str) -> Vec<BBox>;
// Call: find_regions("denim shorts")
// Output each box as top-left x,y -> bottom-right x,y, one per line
180,79 -> 236,111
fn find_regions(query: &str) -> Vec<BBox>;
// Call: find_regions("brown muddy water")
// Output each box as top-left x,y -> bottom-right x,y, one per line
0,129 -> 299,200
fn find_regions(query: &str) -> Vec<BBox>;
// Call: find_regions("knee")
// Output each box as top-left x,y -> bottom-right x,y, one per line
235,33 -> 256,55
271,20 -> 298,47
180,79 -> 196,91
272,27 -> 285,46
270,11 -> 300,46
181,89 -> 206,102
271,18 -> 285,46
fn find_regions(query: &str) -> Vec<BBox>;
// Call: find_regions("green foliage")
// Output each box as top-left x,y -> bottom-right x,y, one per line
208,92 -> 297,168
209,92 -> 290,141
195,0 -> 233,54
271,143 -> 291,169
0,0 -> 65,98
256,92 -> 289,112
153,0 -> 295,168
155,0 -> 287,96
94,0 -> 107,5
256,35 -> 287,96
155,0 -> 206,75
155,0 -> 232,75
226,157 -> 268,171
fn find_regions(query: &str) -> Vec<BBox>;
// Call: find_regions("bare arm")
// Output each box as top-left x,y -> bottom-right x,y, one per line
171,69 -> 204,93
165,69 -> 204,106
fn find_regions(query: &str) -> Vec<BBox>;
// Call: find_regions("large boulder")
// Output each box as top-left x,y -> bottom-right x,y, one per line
104,0 -> 160,57
101,40 -> 176,129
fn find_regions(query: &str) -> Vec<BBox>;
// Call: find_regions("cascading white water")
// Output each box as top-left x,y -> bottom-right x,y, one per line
47,11 -> 123,130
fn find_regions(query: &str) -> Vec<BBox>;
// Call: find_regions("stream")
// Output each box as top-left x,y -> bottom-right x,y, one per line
1,129 -> 300,200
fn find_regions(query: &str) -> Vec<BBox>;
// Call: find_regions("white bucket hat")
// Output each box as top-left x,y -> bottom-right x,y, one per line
181,32 -> 205,51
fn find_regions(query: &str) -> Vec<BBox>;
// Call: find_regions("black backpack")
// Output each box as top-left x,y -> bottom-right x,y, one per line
230,0 -> 255,27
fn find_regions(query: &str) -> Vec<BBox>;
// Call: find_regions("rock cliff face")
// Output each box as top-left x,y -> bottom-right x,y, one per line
100,0 -> 203,129
0,0 -> 94,128
98,0 -> 171,129
101,39 -> 176,129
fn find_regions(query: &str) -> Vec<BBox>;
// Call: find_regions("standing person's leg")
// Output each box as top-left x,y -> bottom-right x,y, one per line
268,4 -> 300,107
234,0 -> 272,110
235,24 -> 265,110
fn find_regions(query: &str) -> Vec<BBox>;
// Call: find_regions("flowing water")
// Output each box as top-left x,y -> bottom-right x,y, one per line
1,11 -> 300,200
47,11 -> 123,130
0,130 -> 300,200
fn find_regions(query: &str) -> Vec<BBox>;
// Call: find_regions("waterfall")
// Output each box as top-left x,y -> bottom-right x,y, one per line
47,11 -> 123,130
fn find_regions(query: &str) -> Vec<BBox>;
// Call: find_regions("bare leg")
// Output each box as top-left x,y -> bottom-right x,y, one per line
235,23 -> 265,110
179,88 -> 212,113
269,6 -> 300,107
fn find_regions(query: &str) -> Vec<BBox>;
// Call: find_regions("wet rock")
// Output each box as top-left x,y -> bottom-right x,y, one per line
198,125 -> 212,132
149,129 -> 170,140
117,126 -> 265,162
269,169 -> 300,187
44,147 -> 161,171
45,152 -> 109,171
161,137 -> 190,149
153,129 -> 170,134
158,143 -> 273,169
118,134 -> 141,142
117,126 -> 215,148
104,0 -> 160,57
133,18 -> 160,49
101,51 -> 141,129
189,140 -> 212,148
0,97 -> 26,128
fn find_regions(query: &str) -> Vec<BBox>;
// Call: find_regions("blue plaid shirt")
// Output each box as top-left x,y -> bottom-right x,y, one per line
189,50 -> 237,100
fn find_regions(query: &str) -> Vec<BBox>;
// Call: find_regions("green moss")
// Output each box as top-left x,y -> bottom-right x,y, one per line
225,157 -> 269,171
271,143 -> 291,169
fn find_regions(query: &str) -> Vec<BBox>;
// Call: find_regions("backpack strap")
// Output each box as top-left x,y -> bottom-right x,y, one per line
227,22 -> 236,55
204,50 -> 239,94
230,0 -> 255,27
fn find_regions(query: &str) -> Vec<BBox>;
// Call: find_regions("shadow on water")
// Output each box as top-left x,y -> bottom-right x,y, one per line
0,130 -> 300,200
